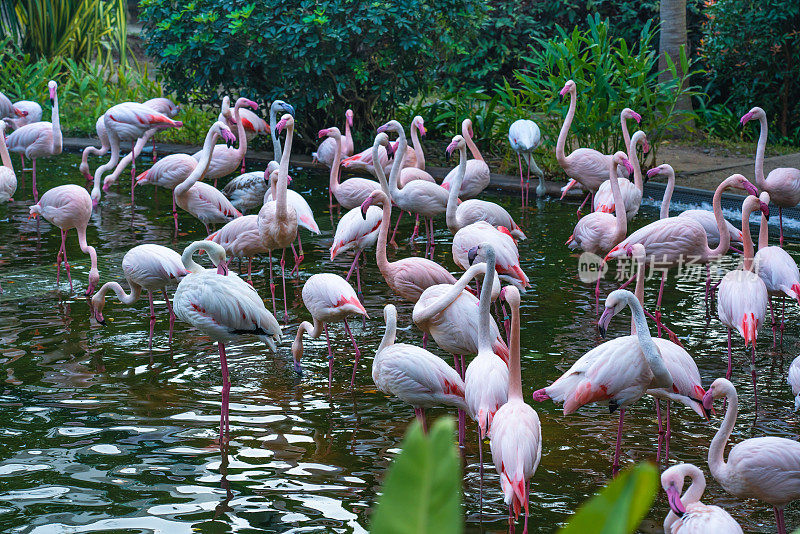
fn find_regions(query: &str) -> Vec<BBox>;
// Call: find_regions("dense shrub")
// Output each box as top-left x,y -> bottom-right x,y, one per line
700,0 -> 800,144
139,0 -> 485,145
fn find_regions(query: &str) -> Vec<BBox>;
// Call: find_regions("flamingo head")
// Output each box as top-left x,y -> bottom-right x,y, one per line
759,199 -> 770,220
612,151 -> 633,175
740,106 -> 764,126
346,109 -> 354,128
236,97 -> 258,111
736,176 -> 759,197
275,114 -> 293,135
13,107 -> 27,117
216,122 -> 236,147
501,285 -> 520,308
702,377 -> 733,412
48,80 -> 57,105
90,293 -> 106,325
360,194 -> 376,220
377,120 -> 401,135
291,334 -> 305,376
85,268 -> 99,298
623,108 -> 641,123
664,481 -> 686,518
415,116 -> 426,137
559,79 -> 576,97
598,289 -> 628,338
320,126 -> 340,140
446,135 -> 465,158
91,188 -> 101,207
272,100 -> 295,117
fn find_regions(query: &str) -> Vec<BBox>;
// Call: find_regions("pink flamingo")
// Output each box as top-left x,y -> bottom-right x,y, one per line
193,98 -> 258,187
606,174 -> 759,332
628,244 -> 707,462
223,162 -> 279,214
174,121 -> 241,234
174,240 -> 281,443
717,194 -> 768,410
330,203 -> 382,299
392,116 -> 437,246
533,289 -> 673,475
29,184 -> 100,296
264,174 -> 320,271
258,114 -> 298,323
661,463 -> 743,534
268,100 -> 295,162
325,127 -> 382,209
360,189 -> 456,302
89,101 -> 182,206
372,303 -> 467,431
490,285 -> 542,534
143,97 -> 180,163
291,273 -> 368,389
315,109 -> 354,167
463,243 -> 509,503
593,130 -> 648,220
218,96 -> 267,173
3,100 -> 42,131
91,244 -> 188,351
754,191 -> 800,347
555,80 -> 617,215
0,122 -> 17,202
566,151 -> 632,255
6,81 -> 61,202
789,355 -> 800,411
445,135 -> 526,239
135,152 -> 198,234
378,120 -> 448,257
441,118 -> 490,199
703,378 -> 800,534
452,221 -> 529,289
508,118 -> 543,206
741,106 -> 800,246
0,92 -> 20,119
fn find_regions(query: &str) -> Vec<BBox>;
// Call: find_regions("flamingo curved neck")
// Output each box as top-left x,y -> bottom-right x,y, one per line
477,250 -> 496,353
181,242 -> 224,272
632,254 -> 645,335
275,121 -> 293,216
378,308 -> 397,353
754,114 -> 768,188
0,128 -> 12,171
741,201 -> 758,271
388,128 -> 408,197
608,158 -> 627,243
329,134 -> 343,196
414,263 -> 486,324
445,145 -> 467,233
373,143 -> 390,195
660,169 -> 676,219
707,178 -> 734,259
343,116 -> 353,155
293,320 -> 323,361
376,195 -> 393,275
556,88 -> 576,165
681,464 -> 707,506
96,281 -> 141,306
625,292 -> 671,387
176,127 -> 219,196
620,112 -> 632,153
759,204 -> 769,250
410,122 -> 425,170
270,105 -> 282,161
233,103 -> 248,163
708,387 -> 738,485
629,136 -> 644,193
92,124 -> 122,194
51,88 -> 62,153
462,121 -> 483,162
508,296 -> 522,400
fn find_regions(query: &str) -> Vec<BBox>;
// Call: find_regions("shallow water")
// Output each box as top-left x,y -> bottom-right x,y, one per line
0,152 -> 798,533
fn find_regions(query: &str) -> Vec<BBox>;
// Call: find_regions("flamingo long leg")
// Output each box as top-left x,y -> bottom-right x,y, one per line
478,432 -> 484,518
575,191 -> 590,217
389,211 -> 403,248
55,229 -> 64,286
453,355 -> 465,449
779,207 -> 784,247
324,323 -> 333,393
62,230 -> 72,291
268,251 -> 276,316
130,140 -> 136,207
32,158 -> 38,202
163,289 -> 175,345
612,408 -> 625,477
769,297 -> 777,348
751,344 -> 759,413
665,401 -> 671,460
147,290 -> 155,352
726,328 -> 733,379
655,399 -> 663,462
655,272 -> 666,336
218,342 -> 230,444
280,249 -> 288,324
345,249 -> 361,281
172,192 -> 179,237
152,135 -> 157,163
344,318 -> 361,388
780,296 -> 786,348
518,153 -> 525,207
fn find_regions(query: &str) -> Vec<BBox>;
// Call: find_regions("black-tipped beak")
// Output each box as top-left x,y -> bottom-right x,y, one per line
467,246 -> 479,265
284,104 -> 296,117
761,202 -> 770,221
360,205 -> 368,220
598,324 -> 607,338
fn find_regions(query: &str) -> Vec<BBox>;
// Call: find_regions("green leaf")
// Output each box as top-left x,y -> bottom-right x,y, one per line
559,463 -> 659,534
371,418 -> 463,534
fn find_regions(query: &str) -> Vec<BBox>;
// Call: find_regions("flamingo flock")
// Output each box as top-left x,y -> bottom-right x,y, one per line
2,76 -> 800,533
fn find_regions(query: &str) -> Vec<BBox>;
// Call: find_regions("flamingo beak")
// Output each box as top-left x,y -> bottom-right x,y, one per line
666,485 -> 686,517
386,142 -> 395,159
376,123 -> 390,134
632,111 -> 642,124
467,246 -> 479,265
318,129 -> 329,139
743,180 -> 759,197
597,307 -> 614,338
360,197 -> 374,219
740,112 -> 752,125
702,390 -> 714,412
760,202 -> 770,220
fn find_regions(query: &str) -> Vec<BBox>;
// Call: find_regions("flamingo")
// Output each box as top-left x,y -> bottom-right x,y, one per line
789,355 -> 800,411
0,92 -> 20,119
378,120 -> 448,257
324,127 -> 382,209
753,191 -> 800,347
223,162 -> 279,214
330,203 -> 382,301
650,164 -> 744,248
291,273 -> 368,389
5,81 -> 61,202
741,106 -> 800,246
392,116 -> 437,245
0,122 -> 17,202
142,97 -> 180,163
258,114 -> 298,323
91,244 -> 188,351
593,130 -> 648,220
661,463 -> 743,534
173,240 -> 282,443
717,193 -> 769,409
703,378 -> 800,534
79,115 -> 110,181
445,135 -> 526,239
264,176 -> 320,271
268,100 -> 295,162
28,185 -> 100,296
508,118 -> 544,206
218,95 -> 267,173
606,174 -> 760,332
441,119 -> 490,199
533,289 -> 673,475
566,151 -> 632,255
89,101 -> 182,206
490,285 -> 542,534
174,121 -> 241,234
315,109 -> 354,167
555,80 -> 617,215
452,222 -> 529,290
3,100 -> 42,130
372,303 -> 467,432
360,189 -> 456,303
135,153 -> 199,234
192,98 -> 258,187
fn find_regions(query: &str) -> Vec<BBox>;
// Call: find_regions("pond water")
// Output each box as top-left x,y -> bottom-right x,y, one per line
0,152 -> 798,533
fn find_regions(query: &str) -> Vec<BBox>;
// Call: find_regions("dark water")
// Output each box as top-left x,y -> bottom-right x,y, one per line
0,152 -> 798,533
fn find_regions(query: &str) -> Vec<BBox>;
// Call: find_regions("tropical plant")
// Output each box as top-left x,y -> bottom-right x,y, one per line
139,0 -> 486,145
0,0 -> 129,66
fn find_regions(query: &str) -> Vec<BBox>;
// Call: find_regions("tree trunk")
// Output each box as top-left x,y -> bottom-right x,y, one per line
659,0 -> 694,131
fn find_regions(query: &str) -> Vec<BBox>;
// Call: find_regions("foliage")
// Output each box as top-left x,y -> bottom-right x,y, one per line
700,0 -> 800,144
0,0 -> 129,66
139,0 -> 486,146
371,418 -> 462,534
559,463 -> 659,533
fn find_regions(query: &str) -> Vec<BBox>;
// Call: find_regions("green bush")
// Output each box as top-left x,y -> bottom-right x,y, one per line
139,0 -> 485,146
700,0 -> 800,144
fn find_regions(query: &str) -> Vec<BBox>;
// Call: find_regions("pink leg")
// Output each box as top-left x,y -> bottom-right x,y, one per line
241,157 -> 245,174
344,318 -> 361,388
163,289 -> 175,345
345,249 -> 361,281
508,500 -> 514,534
751,344 -> 759,414
612,408 -> 625,477
779,207 -> 784,247
218,342 -> 230,443
280,250 -> 288,324
775,506 -> 786,534
172,193 -> 179,237
152,135 -> 157,163
655,399 -> 663,462
268,251 -> 276,316
665,401 -> 671,460
31,158 -> 38,202
478,431 -> 485,518
290,242 -> 301,276
726,328 -> 733,379
295,233 -> 304,271
523,480 -> 530,534
428,217 -> 435,258
389,211 -> 403,248
576,191 -> 590,217
247,258 -> 253,285
518,154 -> 525,207
147,291 -> 156,352
324,323 -> 334,393
525,160 -> 531,207
453,355 -> 465,448
655,272 -> 666,337
769,297 -> 777,348
355,255 -> 365,328
780,296 -> 786,348
62,231 -> 72,291
410,213 -> 421,243
130,140 -> 136,207
55,230 -> 65,286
